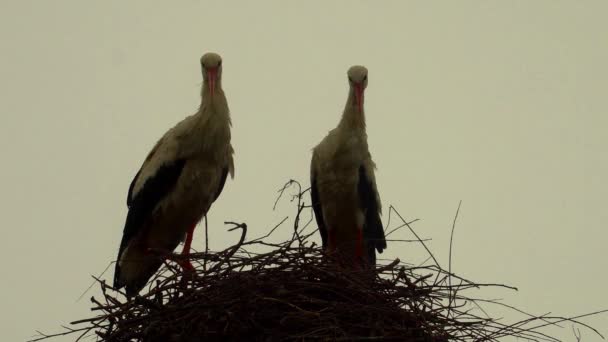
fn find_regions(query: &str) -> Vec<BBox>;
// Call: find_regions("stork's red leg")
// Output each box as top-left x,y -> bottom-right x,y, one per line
182,224 -> 196,255
178,224 -> 196,271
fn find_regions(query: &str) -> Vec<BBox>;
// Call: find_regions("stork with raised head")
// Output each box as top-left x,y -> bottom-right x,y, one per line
310,65 -> 386,267
113,52 -> 235,296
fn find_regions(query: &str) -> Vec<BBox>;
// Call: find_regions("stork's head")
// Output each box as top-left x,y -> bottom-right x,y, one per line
200,52 -> 223,97
347,65 -> 368,112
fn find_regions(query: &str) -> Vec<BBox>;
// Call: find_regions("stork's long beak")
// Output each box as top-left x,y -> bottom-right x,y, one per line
206,67 -> 217,97
354,83 -> 364,112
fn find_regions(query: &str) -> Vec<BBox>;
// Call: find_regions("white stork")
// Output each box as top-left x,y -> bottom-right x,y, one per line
113,52 -> 234,296
310,65 -> 386,267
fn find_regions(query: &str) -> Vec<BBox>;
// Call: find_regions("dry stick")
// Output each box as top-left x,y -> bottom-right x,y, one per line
273,179 -> 295,210
291,181 -> 305,244
260,296 -> 321,317
247,216 -> 289,244
448,200 -> 462,318
203,215 -> 209,271
385,218 -> 421,237
471,298 -> 565,330
573,326 -> 582,342
386,238 -> 431,243
385,204 -> 393,234
296,203 -> 315,237
389,205 -> 441,269
525,309 -> 608,339
76,261 -> 115,303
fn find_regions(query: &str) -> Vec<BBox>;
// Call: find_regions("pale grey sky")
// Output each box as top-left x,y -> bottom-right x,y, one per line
1,1 -> 606,341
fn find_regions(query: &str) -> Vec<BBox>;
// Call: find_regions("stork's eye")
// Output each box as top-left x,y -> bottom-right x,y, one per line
348,77 -> 354,83
363,75 -> 367,82
218,60 -> 222,67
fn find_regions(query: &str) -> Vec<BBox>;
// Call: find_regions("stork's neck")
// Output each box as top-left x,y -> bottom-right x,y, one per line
339,87 -> 366,130
189,85 -> 231,153
199,84 -> 229,114
201,79 -> 225,101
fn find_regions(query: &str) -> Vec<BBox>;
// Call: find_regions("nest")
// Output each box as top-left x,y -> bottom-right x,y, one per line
32,181 -> 604,342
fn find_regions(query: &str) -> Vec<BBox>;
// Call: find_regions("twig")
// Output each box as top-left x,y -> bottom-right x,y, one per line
448,200 -> 462,317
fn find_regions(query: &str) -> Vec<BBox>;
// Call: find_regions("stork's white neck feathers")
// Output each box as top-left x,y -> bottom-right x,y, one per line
199,81 -> 229,115
339,87 -> 366,131
170,78 -> 232,166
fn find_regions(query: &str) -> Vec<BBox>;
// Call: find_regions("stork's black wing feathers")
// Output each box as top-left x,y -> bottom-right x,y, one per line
358,165 -> 386,266
310,172 -> 328,249
126,169 -> 141,207
214,167 -> 229,202
127,140 -> 164,207
114,159 -> 186,288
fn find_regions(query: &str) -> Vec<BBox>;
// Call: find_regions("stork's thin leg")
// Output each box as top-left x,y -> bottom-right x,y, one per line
182,224 -> 196,255
178,224 -> 196,271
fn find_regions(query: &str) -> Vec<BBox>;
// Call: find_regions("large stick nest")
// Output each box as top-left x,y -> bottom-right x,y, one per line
32,181 -> 605,342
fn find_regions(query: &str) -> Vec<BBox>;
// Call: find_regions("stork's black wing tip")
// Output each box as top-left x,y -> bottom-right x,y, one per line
310,173 -> 328,248
125,286 -> 139,299
113,265 -> 123,290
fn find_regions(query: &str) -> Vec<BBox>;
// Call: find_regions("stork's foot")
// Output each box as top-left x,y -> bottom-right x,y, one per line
163,252 -> 196,272
178,259 -> 195,272
147,247 -> 196,273
172,224 -> 198,272
178,249 -> 195,272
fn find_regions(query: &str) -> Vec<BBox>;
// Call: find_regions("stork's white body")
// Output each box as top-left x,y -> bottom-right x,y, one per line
310,66 -> 386,266
114,53 -> 233,296
131,106 -> 234,201
311,124 -> 380,234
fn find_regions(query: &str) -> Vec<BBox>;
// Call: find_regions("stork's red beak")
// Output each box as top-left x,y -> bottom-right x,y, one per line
354,83 -> 364,112
207,67 -> 217,97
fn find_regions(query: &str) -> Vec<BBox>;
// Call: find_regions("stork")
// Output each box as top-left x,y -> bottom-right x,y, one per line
113,52 -> 234,296
310,65 -> 386,267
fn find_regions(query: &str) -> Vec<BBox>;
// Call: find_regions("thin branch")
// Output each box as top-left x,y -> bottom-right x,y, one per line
448,200 -> 462,316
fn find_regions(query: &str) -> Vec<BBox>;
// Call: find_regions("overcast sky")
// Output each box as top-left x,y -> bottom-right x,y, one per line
1,1 -> 606,341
